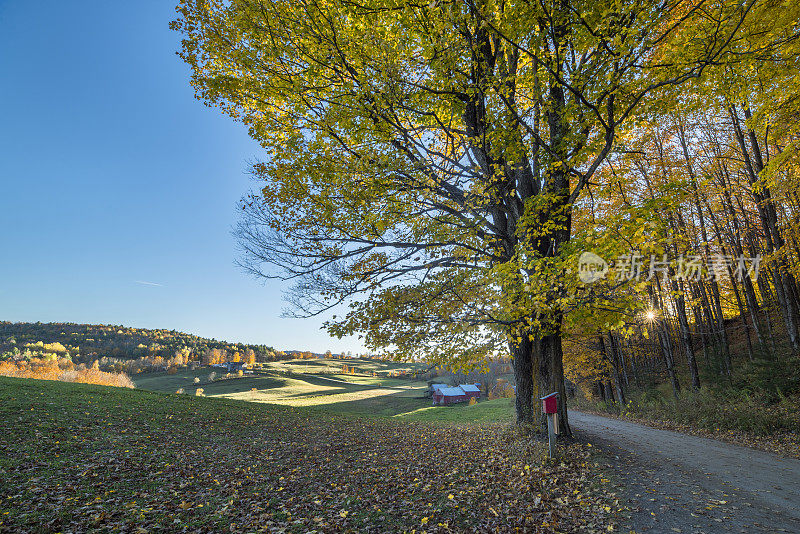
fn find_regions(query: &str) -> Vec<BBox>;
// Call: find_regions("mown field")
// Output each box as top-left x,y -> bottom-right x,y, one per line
131,357 -> 516,422
0,377 -> 620,533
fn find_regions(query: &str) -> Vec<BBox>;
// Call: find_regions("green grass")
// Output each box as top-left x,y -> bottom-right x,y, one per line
0,376 -> 617,533
128,357 -> 525,424
621,386 -> 800,435
396,398 -> 515,424
258,357 -> 427,377
133,368 -> 433,416
131,362 -> 518,422
130,366 -> 216,390
129,358 -> 455,420
131,358 -> 427,394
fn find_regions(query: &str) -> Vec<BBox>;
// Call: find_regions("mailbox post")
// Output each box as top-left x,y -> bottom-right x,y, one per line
540,392 -> 559,458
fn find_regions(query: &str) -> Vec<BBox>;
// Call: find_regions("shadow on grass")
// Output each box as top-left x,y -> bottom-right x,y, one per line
307,391 -> 431,417
132,367 -> 510,424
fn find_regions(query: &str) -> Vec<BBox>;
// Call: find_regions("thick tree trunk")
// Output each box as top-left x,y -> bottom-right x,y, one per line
604,381 -> 615,403
510,333 -> 534,425
538,321 -> 571,437
525,7 -> 575,439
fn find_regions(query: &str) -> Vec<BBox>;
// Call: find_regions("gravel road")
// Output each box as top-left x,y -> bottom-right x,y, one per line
569,410 -> 800,533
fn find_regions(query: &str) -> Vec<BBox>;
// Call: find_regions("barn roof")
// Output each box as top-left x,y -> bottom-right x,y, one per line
439,387 -> 468,397
430,383 -> 448,391
458,384 -> 480,393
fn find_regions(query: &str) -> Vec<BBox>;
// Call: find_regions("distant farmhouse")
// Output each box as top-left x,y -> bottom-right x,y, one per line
431,383 -> 482,406
212,362 -> 248,373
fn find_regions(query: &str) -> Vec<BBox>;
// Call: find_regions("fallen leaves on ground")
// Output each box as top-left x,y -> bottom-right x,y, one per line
0,377 -> 620,532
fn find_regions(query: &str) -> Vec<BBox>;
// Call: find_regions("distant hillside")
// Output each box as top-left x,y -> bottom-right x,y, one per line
0,321 -> 282,367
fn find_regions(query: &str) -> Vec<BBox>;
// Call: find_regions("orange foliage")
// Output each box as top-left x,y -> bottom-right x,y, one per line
0,358 -> 134,388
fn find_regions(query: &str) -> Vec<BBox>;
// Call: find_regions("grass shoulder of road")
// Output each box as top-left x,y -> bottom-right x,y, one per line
572,390 -> 800,459
1,377 -> 622,533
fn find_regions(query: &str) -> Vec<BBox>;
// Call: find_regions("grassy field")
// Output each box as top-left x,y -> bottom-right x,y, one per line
259,356 -> 427,377
0,377 -> 619,533
130,358 -> 515,422
395,398 -> 515,424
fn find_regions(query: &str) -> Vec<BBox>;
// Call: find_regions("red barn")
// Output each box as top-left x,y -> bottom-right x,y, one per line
432,386 -> 469,405
458,383 -> 481,400
429,383 -> 448,397
433,384 -> 481,406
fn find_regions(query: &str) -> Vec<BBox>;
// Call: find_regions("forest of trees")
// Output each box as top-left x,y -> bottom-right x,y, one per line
0,322 -> 287,374
562,103 -> 800,410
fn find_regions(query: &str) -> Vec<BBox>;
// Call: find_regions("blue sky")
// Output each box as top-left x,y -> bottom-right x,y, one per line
0,0 -> 362,353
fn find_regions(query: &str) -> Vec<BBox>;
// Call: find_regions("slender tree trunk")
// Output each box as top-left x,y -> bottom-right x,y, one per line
675,280 -> 701,389
718,164 -> 767,353
731,105 -> 800,350
650,282 -> 681,400
607,334 -> 627,405
702,198 -> 756,361
625,336 -> 643,388
610,333 -> 630,388
708,277 -> 732,375
692,303 -> 711,367
596,381 -> 606,402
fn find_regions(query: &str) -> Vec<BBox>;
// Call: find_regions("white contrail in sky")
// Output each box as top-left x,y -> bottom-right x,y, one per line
135,280 -> 164,287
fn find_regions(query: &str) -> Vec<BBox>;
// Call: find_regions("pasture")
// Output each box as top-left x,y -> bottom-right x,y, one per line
0,377 -> 618,533
131,357 -> 515,422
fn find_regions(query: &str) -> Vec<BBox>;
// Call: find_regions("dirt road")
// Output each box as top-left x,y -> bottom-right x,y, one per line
569,410 -> 800,533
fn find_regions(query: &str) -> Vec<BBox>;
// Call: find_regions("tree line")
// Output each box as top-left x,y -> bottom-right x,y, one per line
0,322 -> 283,369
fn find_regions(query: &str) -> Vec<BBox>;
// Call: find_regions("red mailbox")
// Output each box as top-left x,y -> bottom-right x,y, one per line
541,392 -> 559,414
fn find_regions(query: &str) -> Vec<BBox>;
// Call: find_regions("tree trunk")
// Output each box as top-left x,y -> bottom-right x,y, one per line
674,280 -> 701,389
538,321 -> 571,437
604,381 -> 615,403
610,333 -> 629,388
596,381 -> 606,402
651,283 -> 681,400
510,333 -> 534,424
600,334 -> 626,408
731,105 -> 800,350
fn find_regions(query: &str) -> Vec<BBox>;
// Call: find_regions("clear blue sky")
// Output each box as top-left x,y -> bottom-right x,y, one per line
0,0 -> 362,353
